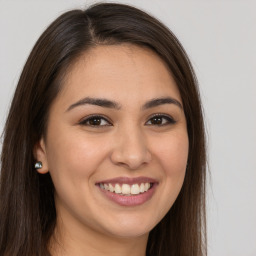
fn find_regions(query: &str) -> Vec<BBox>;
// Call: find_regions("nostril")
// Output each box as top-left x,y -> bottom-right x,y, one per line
111,151 -> 152,170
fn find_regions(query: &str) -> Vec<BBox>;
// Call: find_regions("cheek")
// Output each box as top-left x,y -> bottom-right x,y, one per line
45,128 -> 108,186
44,129 -> 111,219
152,131 -> 188,215
157,131 -> 189,175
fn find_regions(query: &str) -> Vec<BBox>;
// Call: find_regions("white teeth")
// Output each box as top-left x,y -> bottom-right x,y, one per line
109,184 -> 114,192
140,183 -> 145,193
145,183 -> 150,191
122,184 -> 131,194
131,184 -> 140,195
115,184 -> 122,194
100,182 -> 152,195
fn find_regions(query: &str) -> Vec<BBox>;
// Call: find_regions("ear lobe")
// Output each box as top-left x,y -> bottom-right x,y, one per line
33,138 -> 49,174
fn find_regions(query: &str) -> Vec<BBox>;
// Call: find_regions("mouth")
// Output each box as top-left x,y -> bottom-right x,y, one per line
96,177 -> 158,206
98,182 -> 153,196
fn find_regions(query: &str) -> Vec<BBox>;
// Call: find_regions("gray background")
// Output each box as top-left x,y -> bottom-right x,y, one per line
0,0 -> 255,255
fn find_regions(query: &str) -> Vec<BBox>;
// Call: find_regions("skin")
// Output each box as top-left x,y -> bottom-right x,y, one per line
35,44 -> 189,256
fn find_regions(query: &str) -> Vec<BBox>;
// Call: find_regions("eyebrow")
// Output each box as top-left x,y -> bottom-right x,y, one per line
66,96 -> 183,112
142,97 -> 183,110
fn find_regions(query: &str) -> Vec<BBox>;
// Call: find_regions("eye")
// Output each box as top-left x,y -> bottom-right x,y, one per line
146,114 -> 176,126
79,115 -> 112,127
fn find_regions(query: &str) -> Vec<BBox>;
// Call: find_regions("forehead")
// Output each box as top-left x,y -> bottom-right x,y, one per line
57,44 -> 182,108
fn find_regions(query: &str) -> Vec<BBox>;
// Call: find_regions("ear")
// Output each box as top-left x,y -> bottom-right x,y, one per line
33,138 -> 49,174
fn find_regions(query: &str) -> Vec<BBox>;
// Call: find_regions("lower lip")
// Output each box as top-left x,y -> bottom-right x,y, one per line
98,184 -> 157,206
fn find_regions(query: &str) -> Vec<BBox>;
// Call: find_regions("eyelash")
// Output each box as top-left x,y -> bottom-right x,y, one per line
79,114 -> 176,127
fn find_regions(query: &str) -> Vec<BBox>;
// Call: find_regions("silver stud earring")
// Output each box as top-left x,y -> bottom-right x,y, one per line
35,161 -> 43,169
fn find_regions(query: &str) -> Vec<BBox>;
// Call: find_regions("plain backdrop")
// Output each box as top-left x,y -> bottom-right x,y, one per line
0,0 -> 255,255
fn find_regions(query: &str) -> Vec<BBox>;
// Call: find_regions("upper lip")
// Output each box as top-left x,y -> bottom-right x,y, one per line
96,176 -> 158,185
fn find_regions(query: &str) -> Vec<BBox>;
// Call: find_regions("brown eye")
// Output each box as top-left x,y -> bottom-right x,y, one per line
79,116 -> 111,127
146,115 -> 176,126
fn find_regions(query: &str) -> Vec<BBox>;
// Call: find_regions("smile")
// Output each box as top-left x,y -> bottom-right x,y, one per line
99,182 -> 152,196
96,177 -> 158,206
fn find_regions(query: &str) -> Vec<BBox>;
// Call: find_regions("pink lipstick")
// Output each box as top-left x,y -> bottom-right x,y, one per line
96,176 -> 158,206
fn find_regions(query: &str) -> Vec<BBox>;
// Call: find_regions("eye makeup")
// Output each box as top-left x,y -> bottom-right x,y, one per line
78,113 -> 176,128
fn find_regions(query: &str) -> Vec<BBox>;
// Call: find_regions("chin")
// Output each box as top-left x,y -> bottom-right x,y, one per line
101,214 -> 157,239
109,227 -> 150,239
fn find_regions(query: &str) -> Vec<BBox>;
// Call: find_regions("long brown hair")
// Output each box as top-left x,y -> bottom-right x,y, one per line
0,3 -> 207,255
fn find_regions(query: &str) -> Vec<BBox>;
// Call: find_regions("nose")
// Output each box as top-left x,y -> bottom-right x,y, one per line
110,127 -> 152,170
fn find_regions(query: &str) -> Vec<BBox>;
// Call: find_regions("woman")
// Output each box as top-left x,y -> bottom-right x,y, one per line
0,3 -> 207,256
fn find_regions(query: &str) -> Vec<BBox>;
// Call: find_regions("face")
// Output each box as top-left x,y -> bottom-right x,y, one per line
36,44 -> 189,240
